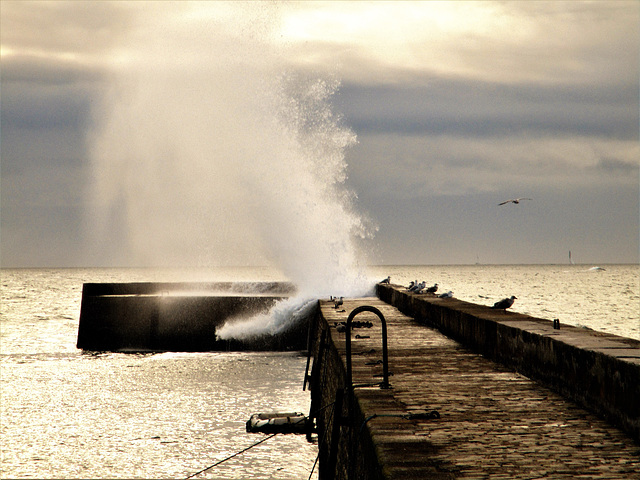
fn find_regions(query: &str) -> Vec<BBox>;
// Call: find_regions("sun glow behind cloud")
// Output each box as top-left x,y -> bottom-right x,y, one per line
277,1 -> 637,86
278,2 -> 535,83
280,2 -> 505,45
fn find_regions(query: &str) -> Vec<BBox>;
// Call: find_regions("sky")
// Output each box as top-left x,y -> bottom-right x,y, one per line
1,1 -> 639,268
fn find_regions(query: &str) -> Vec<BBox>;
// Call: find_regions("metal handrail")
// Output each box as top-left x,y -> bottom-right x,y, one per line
344,305 -> 390,389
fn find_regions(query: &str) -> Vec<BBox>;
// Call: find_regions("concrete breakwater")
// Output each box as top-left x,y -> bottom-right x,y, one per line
307,294 -> 640,479
76,281 -> 302,352
376,283 -> 640,442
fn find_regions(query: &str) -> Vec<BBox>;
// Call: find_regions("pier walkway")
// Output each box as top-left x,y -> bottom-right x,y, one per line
316,297 -> 640,479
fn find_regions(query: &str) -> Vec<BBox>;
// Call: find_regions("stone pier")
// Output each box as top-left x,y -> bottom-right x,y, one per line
307,292 -> 640,479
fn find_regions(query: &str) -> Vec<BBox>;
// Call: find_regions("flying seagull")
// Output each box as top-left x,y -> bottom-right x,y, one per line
498,198 -> 532,206
491,295 -> 517,310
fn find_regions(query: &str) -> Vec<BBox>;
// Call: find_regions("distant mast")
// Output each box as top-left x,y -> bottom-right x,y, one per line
569,250 -> 574,265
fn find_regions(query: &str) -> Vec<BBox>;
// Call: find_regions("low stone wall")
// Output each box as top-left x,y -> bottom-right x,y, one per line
76,282 -> 302,352
306,308 -> 386,480
376,284 -> 640,442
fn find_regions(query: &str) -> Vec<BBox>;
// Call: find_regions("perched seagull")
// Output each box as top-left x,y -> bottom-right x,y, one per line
439,291 -> 453,298
333,297 -> 344,309
414,282 -> 427,294
425,283 -> 438,294
380,276 -> 391,284
491,295 -> 517,310
406,281 -> 415,290
498,198 -> 532,206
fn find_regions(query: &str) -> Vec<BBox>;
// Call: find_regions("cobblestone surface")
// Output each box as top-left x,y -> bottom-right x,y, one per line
321,298 -> 640,479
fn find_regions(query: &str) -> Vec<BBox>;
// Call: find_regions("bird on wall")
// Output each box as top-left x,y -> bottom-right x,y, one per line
491,296 -> 517,310
380,276 -> 391,284
498,198 -> 532,206
425,283 -> 438,294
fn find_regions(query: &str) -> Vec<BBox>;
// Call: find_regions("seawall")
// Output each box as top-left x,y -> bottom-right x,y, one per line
376,284 -> 640,441
76,281 -> 303,352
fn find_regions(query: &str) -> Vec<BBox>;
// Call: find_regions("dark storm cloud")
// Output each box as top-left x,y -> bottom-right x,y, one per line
1,57 -> 100,175
0,1 -> 117,266
1,2 -> 114,173
595,157 -> 640,175
2,82 -> 93,131
336,80 -> 638,140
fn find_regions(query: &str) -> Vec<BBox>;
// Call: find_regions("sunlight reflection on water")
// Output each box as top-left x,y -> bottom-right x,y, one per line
1,351 -> 317,479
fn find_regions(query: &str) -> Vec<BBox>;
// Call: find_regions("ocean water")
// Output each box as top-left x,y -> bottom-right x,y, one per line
1,268 -> 316,480
1,265 -> 638,479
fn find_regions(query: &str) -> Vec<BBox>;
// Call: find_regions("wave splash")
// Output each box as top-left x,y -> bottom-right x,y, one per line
87,4 -> 376,340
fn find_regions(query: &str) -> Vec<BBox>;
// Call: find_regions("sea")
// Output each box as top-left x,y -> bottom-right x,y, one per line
1,265 -> 638,479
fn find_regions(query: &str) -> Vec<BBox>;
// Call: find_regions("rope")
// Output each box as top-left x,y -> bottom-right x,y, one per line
184,403 -> 336,480
311,399 -> 337,416
307,401 -> 335,480
184,433 -> 277,479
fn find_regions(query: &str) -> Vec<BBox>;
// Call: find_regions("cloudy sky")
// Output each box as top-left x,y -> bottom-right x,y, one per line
2,1 -> 638,268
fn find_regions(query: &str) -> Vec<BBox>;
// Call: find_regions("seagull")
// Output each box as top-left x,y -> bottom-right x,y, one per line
491,295 -> 517,310
406,281 -> 415,290
380,276 -> 391,284
438,291 -> 453,298
333,297 -> 343,309
414,282 -> 427,293
425,283 -> 438,294
498,198 -> 532,206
